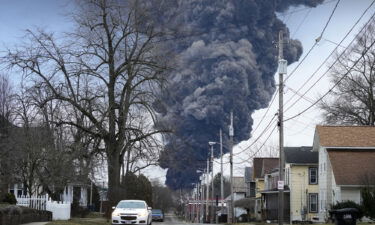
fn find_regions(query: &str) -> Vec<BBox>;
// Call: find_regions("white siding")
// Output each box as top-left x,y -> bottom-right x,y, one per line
341,187 -> 361,204
318,146 -> 334,222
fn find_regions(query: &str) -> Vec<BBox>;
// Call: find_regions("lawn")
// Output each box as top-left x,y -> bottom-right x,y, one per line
46,217 -> 110,225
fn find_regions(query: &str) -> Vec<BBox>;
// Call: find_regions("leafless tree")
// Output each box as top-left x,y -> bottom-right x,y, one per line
5,0 -> 171,205
0,74 -> 15,197
320,19 -> 375,125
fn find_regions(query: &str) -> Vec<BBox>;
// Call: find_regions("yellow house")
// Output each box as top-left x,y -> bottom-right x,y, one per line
285,146 -> 319,222
252,157 -> 279,220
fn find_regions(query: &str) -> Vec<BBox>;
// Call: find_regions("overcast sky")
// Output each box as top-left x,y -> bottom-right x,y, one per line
1,0 -> 374,182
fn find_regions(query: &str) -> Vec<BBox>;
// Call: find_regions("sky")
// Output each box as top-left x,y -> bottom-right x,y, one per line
1,0 -> 374,184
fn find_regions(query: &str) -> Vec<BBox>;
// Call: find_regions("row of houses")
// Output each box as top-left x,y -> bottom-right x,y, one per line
234,125 -> 375,223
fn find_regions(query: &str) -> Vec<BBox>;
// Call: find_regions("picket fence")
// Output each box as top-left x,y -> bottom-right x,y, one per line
16,195 -> 71,220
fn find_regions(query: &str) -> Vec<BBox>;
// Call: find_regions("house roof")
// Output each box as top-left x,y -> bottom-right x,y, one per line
284,146 -> 318,164
316,125 -> 375,148
253,158 -> 279,179
328,150 -> 375,186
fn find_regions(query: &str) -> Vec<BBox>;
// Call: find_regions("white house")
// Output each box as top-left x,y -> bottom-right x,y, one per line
9,182 -> 89,207
313,125 -> 375,222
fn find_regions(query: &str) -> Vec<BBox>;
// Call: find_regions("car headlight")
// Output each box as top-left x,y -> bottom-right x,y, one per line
112,212 -> 120,217
138,211 -> 148,217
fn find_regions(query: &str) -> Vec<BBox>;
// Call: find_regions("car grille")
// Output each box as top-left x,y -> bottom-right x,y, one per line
121,216 -> 137,220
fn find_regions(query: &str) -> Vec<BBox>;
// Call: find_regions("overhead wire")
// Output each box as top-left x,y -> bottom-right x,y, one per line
284,4 -> 375,113
285,0 -> 342,83
284,29 -> 375,122
232,0 -> 343,159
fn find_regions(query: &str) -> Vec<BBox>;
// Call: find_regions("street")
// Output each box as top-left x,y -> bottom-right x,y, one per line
155,213 -> 202,225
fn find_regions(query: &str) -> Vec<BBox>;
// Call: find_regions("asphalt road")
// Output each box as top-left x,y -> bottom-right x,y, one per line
154,213 -> 202,225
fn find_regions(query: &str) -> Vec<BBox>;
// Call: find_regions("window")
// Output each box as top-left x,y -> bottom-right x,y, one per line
309,167 -> 318,184
309,193 -> 318,213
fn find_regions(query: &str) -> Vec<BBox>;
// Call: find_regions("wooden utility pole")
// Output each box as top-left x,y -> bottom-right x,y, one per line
210,144 -> 214,224
229,111 -> 234,223
206,157 -> 210,222
278,30 -> 287,225
220,129 -> 224,213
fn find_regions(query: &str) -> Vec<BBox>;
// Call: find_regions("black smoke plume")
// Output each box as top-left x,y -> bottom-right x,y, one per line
153,0 -> 324,190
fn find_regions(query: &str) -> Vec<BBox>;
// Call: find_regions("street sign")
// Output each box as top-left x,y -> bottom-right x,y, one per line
278,180 -> 284,190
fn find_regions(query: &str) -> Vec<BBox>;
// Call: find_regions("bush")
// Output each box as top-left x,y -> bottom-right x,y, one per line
330,200 -> 364,219
71,199 -> 89,218
1,193 -> 17,205
361,186 -> 375,220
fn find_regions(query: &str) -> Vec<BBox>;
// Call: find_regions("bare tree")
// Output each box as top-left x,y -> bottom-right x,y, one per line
0,74 -> 15,197
320,19 -> 375,125
5,0 -> 170,205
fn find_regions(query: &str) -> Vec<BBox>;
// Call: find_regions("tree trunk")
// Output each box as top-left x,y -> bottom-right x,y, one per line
107,143 -> 121,208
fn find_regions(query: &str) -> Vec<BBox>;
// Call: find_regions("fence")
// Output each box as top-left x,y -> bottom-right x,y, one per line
16,195 -> 47,211
16,195 -> 71,220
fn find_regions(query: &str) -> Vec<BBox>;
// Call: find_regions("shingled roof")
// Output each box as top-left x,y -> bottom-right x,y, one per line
315,125 -> 375,148
328,150 -> 375,185
253,158 -> 279,179
285,146 -> 318,164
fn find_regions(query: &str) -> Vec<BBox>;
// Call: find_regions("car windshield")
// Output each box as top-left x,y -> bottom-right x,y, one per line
117,201 -> 146,209
152,209 -> 162,214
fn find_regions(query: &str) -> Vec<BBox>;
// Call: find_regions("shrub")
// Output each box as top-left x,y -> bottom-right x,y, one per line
330,200 -> 364,219
71,199 -> 89,218
361,185 -> 375,220
1,193 -> 17,205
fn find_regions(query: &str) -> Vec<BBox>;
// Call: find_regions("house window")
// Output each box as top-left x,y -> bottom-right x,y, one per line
309,193 -> 318,213
309,167 -> 318,184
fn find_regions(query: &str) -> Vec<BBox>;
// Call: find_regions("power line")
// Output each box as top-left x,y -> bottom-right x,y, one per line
284,5 -> 375,113
233,125 -> 278,165
285,0 -> 342,83
284,32 -> 375,122
232,115 -> 277,157
319,0 -> 341,39
291,8 -> 312,38
232,0 -> 345,159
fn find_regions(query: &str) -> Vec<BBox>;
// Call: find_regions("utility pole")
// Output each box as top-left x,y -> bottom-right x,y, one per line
210,144 -> 214,223
206,157 -> 210,223
229,111 -> 234,223
197,182 -> 200,223
220,129 -> 224,214
278,30 -> 287,225
200,172 -> 205,223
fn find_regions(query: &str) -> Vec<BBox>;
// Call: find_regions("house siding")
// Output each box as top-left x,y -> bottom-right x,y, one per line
289,165 -> 319,222
340,187 -> 361,204
255,178 -> 264,221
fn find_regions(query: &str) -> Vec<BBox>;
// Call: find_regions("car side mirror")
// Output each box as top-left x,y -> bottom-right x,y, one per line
112,206 -> 116,210
148,207 -> 152,210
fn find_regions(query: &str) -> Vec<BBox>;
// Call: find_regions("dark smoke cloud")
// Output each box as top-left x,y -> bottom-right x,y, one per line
153,0 -> 324,190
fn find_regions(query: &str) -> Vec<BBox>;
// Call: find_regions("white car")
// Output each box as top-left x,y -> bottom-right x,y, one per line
112,200 -> 152,225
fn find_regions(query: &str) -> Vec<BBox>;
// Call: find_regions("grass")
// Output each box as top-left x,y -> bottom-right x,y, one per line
46,218 -> 110,225
47,212 -> 110,225
0,203 -> 10,209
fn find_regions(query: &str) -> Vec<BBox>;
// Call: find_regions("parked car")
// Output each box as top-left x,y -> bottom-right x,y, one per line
111,200 -> 152,225
152,209 -> 164,222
